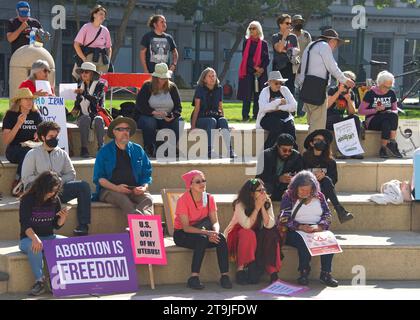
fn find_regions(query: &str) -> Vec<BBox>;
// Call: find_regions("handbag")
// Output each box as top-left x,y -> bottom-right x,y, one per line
278,199 -> 305,246
97,106 -> 113,127
300,40 -> 329,106
74,27 -> 103,67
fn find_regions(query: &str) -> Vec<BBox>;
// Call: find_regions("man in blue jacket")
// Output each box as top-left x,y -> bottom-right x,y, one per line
93,116 -> 154,217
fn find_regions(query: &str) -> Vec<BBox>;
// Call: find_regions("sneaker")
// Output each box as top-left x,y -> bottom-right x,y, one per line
73,224 -> 89,236
386,141 -> 403,158
80,147 -> 90,158
320,271 -> 339,287
29,280 -> 46,296
220,275 -> 233,289
335,150 -> 349,159
11,180 -> 23,197
335,205 -> 354,224
270,272 -> 279,284
235,270 -> 248,285
297,270 -> 309,286
350,154 -> 364,159
242,116 -> 250,122
187,276 -> 205,290
379,146 -> 389,159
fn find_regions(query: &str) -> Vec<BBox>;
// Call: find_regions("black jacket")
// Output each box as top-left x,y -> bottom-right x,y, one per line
302,151 -> 338,185
135,81 -> 182,119
256,146 -> 304,194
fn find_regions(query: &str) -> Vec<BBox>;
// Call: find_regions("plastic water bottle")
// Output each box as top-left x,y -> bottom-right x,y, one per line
29,29 -> 36,45
254,75 -> 259,92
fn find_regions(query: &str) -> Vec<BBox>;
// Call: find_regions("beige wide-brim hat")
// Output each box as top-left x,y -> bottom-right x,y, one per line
11,87 -> 35,103
107,116 -> 137,139
152,63 -> 172,79
265,71 -> 288,85
76,62 -> 101,80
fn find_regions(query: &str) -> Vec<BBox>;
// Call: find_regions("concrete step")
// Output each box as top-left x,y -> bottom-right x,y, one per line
3,231 -> 420,293
0,123 -> 393,159
0,157 -> 413,196
0,194 -> 416,241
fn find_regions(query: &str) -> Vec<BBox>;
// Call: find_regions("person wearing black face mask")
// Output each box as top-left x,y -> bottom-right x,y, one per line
302,129 -> 354,223
21,121 -> 92,236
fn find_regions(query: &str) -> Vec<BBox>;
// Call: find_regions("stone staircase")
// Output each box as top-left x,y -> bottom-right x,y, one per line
0,124 -> 417,294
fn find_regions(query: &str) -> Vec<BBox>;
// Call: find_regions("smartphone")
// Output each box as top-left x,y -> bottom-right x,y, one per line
62,205 -> 72,212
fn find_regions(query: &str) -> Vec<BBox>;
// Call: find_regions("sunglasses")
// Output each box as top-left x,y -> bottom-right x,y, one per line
114,127 -> 131,132
81,70 -> 92,74
280,147 -> 293,154
273,81 -> 283,86
193,179 -> 207,184
284,22 -> 292,25
43,69 -> 50,73
249,27 -> 257,30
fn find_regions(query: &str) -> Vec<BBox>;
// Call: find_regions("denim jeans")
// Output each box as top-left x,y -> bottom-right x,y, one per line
60,180 -> 91,225
19,234 -> 67,281
196,117 -> 231,155
138,115 -> 184,151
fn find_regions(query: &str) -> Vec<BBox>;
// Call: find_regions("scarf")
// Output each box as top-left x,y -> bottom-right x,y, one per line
239,38 -> 262,79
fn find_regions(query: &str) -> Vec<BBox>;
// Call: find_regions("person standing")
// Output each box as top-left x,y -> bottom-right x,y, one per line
140,15 -> 178,74
272,14 -> 299,96
73,5 -> 112,80
237,21 -> 269,121
7,1 -> 43,54
291,14 -> 312,117
296,29 -> 355,134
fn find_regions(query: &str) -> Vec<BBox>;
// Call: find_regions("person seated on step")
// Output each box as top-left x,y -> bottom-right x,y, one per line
135,62 -> 184,159
70,62 -> 106,158
225,178 -> 281,286
277,170 -> 338,287
93,116 -> 154,225
21,121 -> 91,236
326,71 -> 363,159
358,71 -> 402,159
256,70 -> 297,150
19,171 -> 68,296
2,88 -> 42,197
256,133 -> 303,201
303,129 -> 354,223
18,59 -> 54,96
173,170 -> 233,290
191,67 -> 236,159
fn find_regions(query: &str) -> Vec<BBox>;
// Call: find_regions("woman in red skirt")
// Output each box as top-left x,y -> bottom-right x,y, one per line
225,178 -> 281,285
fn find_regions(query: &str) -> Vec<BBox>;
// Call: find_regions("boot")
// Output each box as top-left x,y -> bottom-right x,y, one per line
335,205 -> 354,224
297,269 -> 309,286
320,271 -> 339,287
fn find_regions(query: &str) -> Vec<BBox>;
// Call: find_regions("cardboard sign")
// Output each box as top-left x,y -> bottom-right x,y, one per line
260,280 -> 309,296
161,189 -> 184,236
43,233 -> 138,297
333,118 -> 364,156
35,96 -> 69,154
396,120 -> 420,158
296,230 -> 343,256
127,215 -> 167,265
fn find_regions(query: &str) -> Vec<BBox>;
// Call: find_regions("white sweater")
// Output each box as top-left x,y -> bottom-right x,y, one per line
256,86 -> 297,129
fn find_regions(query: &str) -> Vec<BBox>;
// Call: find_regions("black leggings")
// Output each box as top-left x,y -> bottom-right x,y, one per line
319,177 -> 341,210
368,112 -> 398,140
173,229 -> 229,274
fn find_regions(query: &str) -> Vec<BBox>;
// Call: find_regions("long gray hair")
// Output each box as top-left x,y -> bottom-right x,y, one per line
286,170 -> 320,202
196,67 -> 220,88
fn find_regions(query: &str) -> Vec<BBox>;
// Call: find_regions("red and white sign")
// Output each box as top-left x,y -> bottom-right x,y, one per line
296,230 -> 342,256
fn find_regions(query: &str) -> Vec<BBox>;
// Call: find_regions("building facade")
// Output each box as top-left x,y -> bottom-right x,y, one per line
0,0 -> 420,98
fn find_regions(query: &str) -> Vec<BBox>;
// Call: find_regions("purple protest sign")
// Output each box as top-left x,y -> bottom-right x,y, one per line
43,233 -> 138,297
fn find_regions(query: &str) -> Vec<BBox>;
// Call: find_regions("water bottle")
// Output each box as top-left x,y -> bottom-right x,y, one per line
29,28 -> 36,45
254,75 -> 259,93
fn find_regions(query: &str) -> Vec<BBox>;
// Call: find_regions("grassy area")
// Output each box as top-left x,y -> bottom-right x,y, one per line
1,98 -> 419,124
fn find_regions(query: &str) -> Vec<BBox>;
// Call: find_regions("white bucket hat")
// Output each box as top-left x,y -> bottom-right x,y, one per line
152,63 -> 172,79
76,62 -> 101,80
265,71 -> 288,85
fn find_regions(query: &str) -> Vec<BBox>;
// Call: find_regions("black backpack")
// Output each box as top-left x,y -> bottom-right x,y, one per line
113,102 -> 136,120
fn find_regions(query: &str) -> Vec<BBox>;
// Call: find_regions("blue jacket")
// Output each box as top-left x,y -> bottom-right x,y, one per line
92,140 -> 152,201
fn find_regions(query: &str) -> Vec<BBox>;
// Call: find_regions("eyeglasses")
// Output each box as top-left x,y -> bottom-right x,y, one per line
273,81 -> 282,86
255,187 -> 266,193
114,127 -> 131,132
193,179 -> 207,184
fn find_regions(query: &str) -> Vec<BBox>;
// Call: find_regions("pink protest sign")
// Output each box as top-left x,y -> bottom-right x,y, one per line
127,215 -> 167,265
